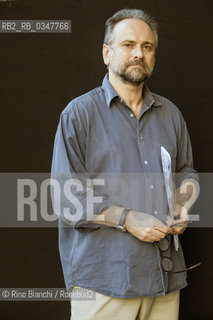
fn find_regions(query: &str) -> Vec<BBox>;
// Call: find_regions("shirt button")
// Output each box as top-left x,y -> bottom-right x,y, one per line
140,136 -> 144,140
154,210 -> 158,215
130,113 -> 134,118
150,185 -> 154,189
144,160 -> 148,164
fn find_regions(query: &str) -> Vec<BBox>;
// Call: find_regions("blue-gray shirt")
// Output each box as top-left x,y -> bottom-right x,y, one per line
51,74 -> 198,298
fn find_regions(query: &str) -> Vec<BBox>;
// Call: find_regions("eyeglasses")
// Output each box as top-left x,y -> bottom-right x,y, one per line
156,237 -> 201,275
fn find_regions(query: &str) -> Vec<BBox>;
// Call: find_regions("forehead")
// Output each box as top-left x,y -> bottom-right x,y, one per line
112,18 -> 155,44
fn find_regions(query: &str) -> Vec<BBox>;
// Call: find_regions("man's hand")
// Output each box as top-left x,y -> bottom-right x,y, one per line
166,204 -> 189,235
167,179 -> 199,235
126,211 -> 172,242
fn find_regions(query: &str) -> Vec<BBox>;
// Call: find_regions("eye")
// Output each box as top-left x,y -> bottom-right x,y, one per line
143,45 -> 152,51
123,43 -> 132,48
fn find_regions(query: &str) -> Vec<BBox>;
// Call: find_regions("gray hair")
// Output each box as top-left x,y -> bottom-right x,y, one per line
104,8 -> 158,47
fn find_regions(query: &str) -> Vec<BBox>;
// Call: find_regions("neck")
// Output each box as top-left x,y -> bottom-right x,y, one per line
108,70 -> 144,118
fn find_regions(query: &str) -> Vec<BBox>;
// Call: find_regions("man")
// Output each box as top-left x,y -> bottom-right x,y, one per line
51,8 -> 199,320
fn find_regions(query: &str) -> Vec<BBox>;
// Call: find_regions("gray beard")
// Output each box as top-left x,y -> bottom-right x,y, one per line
112,60 -> 154,86
119,69 -> 148,86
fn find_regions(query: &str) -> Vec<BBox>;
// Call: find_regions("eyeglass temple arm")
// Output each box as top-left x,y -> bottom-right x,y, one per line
168,262 -> 201,274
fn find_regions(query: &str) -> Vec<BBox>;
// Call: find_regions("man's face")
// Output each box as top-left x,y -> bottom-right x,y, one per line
103,18 -> 156,86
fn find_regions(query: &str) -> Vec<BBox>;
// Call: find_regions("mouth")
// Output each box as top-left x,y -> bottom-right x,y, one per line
129,64 -> 144,68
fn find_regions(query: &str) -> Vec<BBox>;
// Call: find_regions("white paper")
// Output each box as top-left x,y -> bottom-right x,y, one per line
161,146 -> 179,251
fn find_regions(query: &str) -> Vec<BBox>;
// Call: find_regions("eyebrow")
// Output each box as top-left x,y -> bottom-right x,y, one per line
120,40 -> 155,46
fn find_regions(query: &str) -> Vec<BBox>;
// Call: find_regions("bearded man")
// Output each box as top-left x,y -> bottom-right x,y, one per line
51,8 -> 199,320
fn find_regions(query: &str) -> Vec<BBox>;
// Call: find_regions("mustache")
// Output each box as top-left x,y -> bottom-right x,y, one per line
125,60 -> 147,67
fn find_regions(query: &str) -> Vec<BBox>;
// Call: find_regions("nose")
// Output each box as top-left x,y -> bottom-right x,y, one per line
133,45 -> 143,59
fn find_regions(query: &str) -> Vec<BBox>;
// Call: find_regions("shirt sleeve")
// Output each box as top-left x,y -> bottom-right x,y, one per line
51,109 -> 112,231
175,113 -> 199,187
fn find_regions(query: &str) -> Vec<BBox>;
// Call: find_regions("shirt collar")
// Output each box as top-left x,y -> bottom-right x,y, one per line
143,86 -> 162,108
102,73 -> 162,108
102,74 -> 118,107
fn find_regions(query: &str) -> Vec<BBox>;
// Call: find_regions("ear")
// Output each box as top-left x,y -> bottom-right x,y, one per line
102,44 -> 111,66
